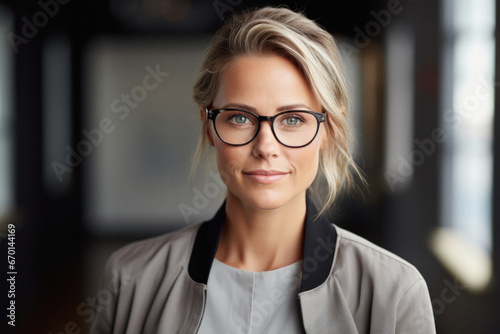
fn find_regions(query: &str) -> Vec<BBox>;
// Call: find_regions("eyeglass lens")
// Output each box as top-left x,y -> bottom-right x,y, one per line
214,110 -> 320,147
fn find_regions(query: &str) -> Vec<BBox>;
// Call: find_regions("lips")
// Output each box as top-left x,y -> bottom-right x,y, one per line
242,170 -> 288,184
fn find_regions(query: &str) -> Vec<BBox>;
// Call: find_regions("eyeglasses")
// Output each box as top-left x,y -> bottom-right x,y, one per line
206,107 -> 326,148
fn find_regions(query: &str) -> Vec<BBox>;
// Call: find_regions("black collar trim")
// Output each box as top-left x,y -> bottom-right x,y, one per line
299,199 -> 337,292
187,201 -> 225,284
187,199 -> 337,292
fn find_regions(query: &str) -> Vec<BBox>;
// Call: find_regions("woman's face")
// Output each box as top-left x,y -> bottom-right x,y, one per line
208,54 -> 326,211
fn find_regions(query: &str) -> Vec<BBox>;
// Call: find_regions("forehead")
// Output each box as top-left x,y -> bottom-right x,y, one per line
213,55 -> 321,113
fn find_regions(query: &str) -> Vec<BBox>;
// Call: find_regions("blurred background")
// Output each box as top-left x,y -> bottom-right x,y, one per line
0,0 -> 499,333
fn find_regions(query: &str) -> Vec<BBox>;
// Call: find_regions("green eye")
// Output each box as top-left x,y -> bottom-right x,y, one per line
231,114 -> 250,124
281,115 -> 304,126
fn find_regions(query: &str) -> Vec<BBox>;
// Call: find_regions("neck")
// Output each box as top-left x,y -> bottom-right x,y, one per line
215,193 -> 306,272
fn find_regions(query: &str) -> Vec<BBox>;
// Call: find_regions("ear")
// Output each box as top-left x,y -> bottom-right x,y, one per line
206,125 -> 215,147
201,107 -> 215,147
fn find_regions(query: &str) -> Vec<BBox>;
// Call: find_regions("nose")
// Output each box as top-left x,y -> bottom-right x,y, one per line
251,121 -> 280,159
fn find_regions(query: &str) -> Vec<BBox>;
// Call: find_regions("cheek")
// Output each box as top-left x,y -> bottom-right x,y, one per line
289,144 -> 321,175
214,143 -> 245,177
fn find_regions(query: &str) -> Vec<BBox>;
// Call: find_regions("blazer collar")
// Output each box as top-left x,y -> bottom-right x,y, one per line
188,198 -> 337,293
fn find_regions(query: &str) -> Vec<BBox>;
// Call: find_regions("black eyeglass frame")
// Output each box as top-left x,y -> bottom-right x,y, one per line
205,107 -> 326,148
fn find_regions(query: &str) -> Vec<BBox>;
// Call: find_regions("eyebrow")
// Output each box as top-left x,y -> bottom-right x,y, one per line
220,103 -> 314,113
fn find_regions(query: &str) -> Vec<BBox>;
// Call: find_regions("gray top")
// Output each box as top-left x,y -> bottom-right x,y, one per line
198,259 -> 304,334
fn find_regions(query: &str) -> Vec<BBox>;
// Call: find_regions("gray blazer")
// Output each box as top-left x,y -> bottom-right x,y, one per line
89,200 -> 436,333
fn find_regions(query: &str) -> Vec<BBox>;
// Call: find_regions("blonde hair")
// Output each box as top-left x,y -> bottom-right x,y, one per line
192,6 -> 363,216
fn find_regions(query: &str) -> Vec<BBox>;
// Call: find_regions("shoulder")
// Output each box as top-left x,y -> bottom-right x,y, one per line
106,223 -> 202,276
332,225 -> 425,294
331,226 -> 435,330
90,223 -> 205,333
300,225 -> 435,333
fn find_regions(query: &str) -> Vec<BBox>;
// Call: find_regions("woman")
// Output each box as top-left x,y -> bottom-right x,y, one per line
90,7 -> 435,334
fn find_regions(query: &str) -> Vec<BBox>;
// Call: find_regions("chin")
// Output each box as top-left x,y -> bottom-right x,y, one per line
233,188 -> 303,211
